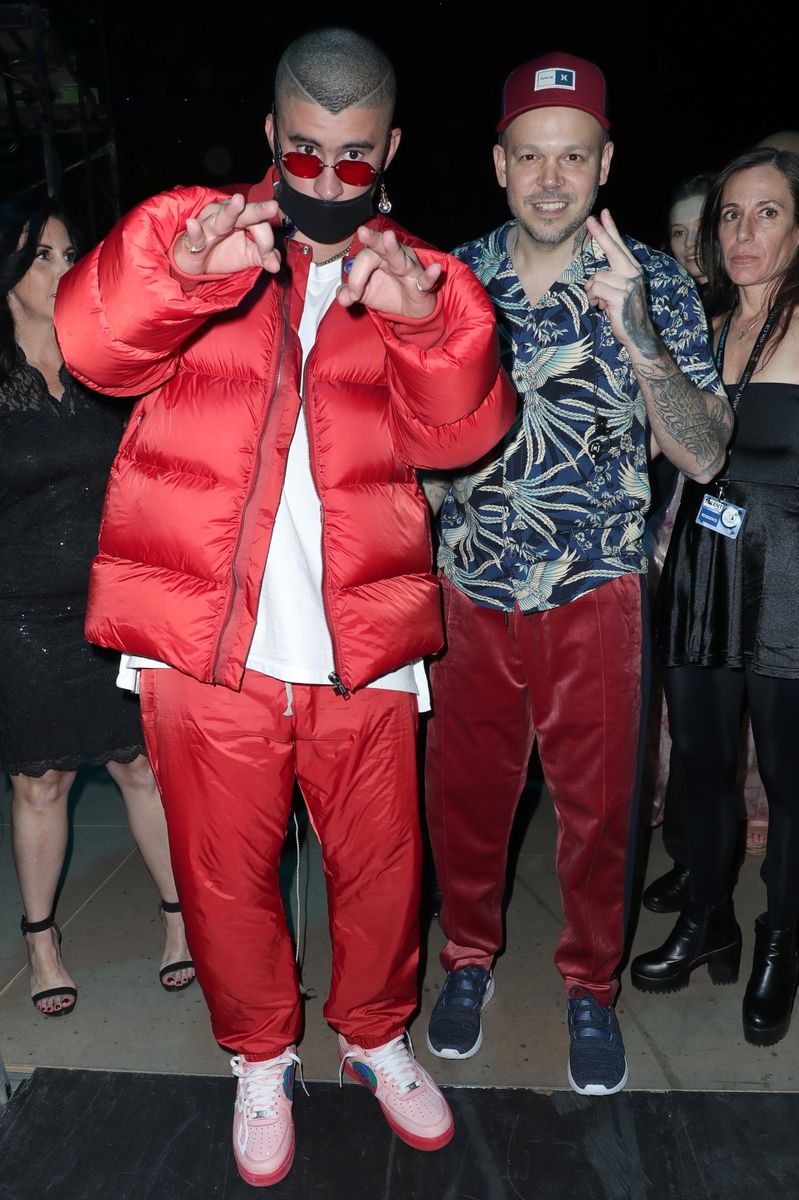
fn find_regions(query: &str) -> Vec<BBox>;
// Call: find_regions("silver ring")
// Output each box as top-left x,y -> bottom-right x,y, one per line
182,232 -> 207,254
415,277 -> 426,293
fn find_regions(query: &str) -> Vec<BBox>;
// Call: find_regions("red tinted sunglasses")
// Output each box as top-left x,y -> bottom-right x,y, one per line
273,117 -> 387,187
279,151 -> 379,187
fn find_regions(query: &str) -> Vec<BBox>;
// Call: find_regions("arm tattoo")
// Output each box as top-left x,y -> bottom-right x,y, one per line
633,349 -> 733,477
621,279 -> 661,359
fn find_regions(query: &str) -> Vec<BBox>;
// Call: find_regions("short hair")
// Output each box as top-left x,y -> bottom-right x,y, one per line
700,147 -> 799,357
0,195 -> 78,380
274,28 -> 395,118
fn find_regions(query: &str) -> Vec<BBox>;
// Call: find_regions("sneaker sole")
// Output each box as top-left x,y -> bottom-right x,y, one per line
567,1059 -> 629,1097
426,976 -> 496,1060
383,1107 -> 455,1152
233,1131 -> 295,1188
341,1060 -> 455,1151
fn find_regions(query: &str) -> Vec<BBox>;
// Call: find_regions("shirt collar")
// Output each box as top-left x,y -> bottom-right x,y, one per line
498,220 -> 608,291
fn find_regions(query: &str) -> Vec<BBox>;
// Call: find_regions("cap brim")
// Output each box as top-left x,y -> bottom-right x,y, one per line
497,100 -> 610,134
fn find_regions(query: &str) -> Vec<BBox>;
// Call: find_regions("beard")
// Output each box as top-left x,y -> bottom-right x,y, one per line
510,185 -> 599,248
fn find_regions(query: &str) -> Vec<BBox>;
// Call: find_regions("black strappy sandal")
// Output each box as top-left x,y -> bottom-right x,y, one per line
158,900 -> 196,993
21,914 -> 78,1017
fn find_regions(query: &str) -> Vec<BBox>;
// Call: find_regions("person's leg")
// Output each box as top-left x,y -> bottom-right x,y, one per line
523,573 -> 644,1005
742,670 -> 799,1044
11,769 -> 77,1013
666,665 -> 745,907
631,664 -> 745,993
138,669 -> 299,1058
106,753 -> 193,988
295,683 -> 453,1151
425,579 -> 534,973
747,670 -> 799,928
641,768 -> 692,914
516,573 -> 644,1095
294,685 -> 421,1046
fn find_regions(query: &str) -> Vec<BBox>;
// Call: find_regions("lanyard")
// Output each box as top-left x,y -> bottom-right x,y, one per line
716,305 -> 780,416
714,305 -> 779,496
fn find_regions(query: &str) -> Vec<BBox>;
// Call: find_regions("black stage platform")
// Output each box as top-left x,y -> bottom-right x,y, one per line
1,1068 -> 797,1199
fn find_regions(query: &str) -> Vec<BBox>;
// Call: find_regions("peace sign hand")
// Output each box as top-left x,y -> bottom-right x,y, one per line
583,209 -> 659,358
173,194 -> 282,277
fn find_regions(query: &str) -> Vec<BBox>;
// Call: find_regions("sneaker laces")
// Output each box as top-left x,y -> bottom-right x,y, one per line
231,1050 -> 307,1117
339,1033 -> 421,1093
441,966 -> 489,1010
568,990 -> 616,1042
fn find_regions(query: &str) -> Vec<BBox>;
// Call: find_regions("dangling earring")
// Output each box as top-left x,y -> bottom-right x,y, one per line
377,176 -> 392,215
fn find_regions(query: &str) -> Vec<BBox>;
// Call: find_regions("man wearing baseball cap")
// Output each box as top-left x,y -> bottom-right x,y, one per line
423,52 -> 731,1094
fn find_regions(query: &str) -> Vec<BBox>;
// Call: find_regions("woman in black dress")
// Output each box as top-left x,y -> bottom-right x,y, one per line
631,148 -> 799,1046
1,197 -> 194,1015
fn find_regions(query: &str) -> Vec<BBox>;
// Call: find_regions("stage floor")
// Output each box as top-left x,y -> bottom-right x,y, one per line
2,1067 -> 798,1199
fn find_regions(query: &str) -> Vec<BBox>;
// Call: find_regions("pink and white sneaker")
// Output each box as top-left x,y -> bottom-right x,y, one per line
230,1047 -> 301,1187
338,1032 -> 454,1151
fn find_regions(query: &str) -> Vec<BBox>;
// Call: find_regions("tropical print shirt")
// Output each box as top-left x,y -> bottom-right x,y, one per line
438,221 -> 724,612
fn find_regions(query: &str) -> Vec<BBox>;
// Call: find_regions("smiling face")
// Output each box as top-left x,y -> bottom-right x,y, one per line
493,106 -> 613,248
718,164 -> 799,289
265,96 -> 399,205
669,194 -> 707,282
7,217 -> 76,326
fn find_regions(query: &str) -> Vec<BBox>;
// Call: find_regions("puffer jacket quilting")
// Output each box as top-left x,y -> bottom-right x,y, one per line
55,172 -> 515,691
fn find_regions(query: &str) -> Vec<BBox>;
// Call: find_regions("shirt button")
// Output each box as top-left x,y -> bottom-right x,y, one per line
301,245 -> 310,255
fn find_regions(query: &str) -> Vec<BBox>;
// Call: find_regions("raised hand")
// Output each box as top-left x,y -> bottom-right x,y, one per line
584,209 -> 658,358
336,226 -> 442,318
173,195 -> 282,277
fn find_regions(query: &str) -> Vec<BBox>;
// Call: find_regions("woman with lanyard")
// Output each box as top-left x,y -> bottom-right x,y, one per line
631,147 -> 799,1047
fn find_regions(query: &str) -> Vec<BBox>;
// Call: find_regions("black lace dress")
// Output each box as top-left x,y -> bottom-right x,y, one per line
0,349 -> 145,775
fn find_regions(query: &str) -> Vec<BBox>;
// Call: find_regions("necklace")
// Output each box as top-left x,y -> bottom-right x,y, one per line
733,308 -> 767,341
316,240 -> 353,267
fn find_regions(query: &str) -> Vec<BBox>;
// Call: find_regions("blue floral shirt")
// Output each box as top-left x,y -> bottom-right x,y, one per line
438,221 -> 724,612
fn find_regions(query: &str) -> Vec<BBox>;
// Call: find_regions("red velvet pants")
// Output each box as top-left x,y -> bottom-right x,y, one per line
139,668 -> 421,1059
425,574 -> 644,1003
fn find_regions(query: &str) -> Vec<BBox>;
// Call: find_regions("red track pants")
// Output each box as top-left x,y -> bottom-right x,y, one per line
425,574 -> 643,1003
139,668 -> 421,1059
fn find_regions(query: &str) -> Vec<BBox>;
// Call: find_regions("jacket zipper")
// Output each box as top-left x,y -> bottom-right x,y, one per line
210,279 -> 290,684
302,342 -> 349,699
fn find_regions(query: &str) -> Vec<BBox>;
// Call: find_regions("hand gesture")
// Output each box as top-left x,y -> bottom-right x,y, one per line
173,194 -> 282,277
336,226 -> 442,318
584,209 -> 658,356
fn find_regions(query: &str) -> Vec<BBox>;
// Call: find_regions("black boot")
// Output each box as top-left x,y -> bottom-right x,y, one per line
742,915 -> 799,1047
630,898 -> 742,993
642,863 -> 690,914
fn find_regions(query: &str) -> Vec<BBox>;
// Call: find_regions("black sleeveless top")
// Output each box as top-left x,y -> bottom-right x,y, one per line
657,381 -> 799,678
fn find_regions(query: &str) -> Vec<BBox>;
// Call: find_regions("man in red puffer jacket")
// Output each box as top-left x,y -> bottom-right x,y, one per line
55,27 -> 514,1188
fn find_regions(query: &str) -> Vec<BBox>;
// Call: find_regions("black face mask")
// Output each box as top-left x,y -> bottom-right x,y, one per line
274,176 -> 375,246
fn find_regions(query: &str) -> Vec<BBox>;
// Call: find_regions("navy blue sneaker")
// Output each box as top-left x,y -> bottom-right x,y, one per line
426,966 -> 495,1059
566,989 -> 628,1095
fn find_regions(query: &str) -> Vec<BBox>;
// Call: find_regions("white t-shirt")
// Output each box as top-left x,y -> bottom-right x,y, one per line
118,256 -> 429,710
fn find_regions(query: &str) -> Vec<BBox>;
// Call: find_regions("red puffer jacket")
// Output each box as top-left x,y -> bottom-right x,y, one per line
55,173 -> 515,692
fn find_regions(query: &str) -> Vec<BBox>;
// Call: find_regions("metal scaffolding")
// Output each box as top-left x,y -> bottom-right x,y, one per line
0,2 -> 120,241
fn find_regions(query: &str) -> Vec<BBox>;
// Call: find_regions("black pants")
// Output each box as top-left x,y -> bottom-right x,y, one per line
665,663 -> 799,928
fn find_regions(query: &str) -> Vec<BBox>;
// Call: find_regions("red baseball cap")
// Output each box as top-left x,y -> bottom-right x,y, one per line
497,52 -> 610,133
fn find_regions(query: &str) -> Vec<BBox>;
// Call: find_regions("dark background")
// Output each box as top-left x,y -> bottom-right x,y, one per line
38,0 -> 799,249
